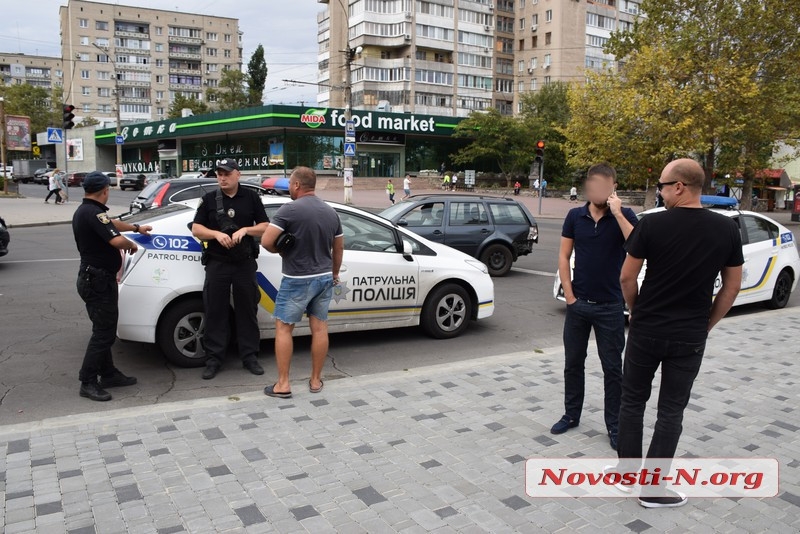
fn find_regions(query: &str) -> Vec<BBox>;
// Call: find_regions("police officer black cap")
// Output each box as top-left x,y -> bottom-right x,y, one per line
216,159 -> 240,172
83,171 -> 111,193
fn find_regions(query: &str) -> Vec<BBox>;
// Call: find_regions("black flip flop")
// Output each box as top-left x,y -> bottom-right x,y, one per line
264,384 -> 292,398
309,379 -> 324,393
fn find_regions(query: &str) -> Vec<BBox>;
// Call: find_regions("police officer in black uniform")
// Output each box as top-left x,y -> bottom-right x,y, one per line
191,159 -> 269,379
73,171 -> 152,401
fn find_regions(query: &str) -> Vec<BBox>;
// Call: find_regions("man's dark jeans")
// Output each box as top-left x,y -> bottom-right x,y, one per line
562,299 -> 625,436
616,329 -> 706,473
76,267 -> 119,383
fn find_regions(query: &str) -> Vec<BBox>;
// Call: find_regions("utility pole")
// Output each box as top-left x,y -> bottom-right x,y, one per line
94,43 -> 123,185
342,45 -> 358,205
0,97 -> 7,194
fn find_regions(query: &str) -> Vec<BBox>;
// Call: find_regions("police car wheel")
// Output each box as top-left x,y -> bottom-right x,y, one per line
766,269 -> 793,310
480,244 -> 513,277
157,299 -> 208,367
421,283 -> 471,339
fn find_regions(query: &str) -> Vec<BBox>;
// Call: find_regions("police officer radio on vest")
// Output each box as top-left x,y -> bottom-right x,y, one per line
191,159 -> 269,379
72,171 -> 152,402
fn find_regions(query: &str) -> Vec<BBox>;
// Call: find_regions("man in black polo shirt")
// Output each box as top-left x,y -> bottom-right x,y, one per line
73,171 -> 151,401
551,163 -> 638,450
615,159 -> 743,508
192,159 -> 269,379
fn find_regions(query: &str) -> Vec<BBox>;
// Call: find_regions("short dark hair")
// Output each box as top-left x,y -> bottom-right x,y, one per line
587,163 -> 617,181
291,166 -> 316,190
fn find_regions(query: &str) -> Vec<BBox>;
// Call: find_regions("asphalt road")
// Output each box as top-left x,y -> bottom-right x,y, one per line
1,184 -> 798,425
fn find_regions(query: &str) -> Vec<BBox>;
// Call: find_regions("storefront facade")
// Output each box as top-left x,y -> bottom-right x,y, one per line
95,104 -> 466,178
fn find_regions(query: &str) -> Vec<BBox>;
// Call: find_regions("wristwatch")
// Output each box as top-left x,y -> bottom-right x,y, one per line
133,224 -> 140,233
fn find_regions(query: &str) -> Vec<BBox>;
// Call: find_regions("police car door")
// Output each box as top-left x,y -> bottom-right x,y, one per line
738,214 -> 781,302
330,209 -> 420,328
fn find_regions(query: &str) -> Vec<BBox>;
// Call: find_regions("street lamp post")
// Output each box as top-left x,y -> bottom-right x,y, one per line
0,97 -> 7,194
93,43 -> 123,183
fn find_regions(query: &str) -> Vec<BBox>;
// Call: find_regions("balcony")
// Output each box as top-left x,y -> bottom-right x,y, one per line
168,35 -> 203,46
168,51 -> 202,61
115,63 -> 150,72
25,72 -> 51,79
169,83 -> 202,92
115,30 -> 149,40
169,67 -> 202,76
117,79 -> 150,87
119,96 -> 151,105
116,47 -> 151,56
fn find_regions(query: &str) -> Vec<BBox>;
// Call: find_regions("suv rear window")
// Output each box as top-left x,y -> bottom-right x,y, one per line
489,203 -> 529,225
136,182 -> 163,201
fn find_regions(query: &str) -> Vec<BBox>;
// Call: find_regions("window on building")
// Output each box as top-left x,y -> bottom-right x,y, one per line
156,75 -> 164,83
224,34 -> 232,42
97,71 -> 111,80
223,49 -> 231,58
82,103 -> 91,112
532,14 -> 538,25
544,75 -> 551,84
531,78 -> 537,90
80,70 -> 90,79
78,18 -> 88,28
532,36 -> 538,47
96,21 -> 108,31
518,39 -> 524,50
155,43 -> 163,52
207,48 -> 217,56
79,53 -> 90,61
98,87 -> 111,97
518,81 -> 524,92
415,50 -> 426,60
206,32 -> 217,41
80,36 -> 89,45
544,53 -> 551,66
518,60 -> 524,72
545,32 -> 551,45
519,18 -> 525,30
81,86 -> 90,96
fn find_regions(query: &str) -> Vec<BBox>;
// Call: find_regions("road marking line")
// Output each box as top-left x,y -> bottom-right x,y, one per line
511,267 -> 556,277
1,258 -> 80,264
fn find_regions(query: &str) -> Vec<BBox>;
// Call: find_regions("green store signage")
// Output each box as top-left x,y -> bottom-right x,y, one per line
96,105 -> 461,145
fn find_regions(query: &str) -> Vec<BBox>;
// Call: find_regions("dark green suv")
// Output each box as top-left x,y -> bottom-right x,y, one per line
380,194 -> 538,276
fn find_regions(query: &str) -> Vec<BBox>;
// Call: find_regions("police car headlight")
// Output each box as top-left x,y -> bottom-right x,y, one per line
466,259 -> 488,273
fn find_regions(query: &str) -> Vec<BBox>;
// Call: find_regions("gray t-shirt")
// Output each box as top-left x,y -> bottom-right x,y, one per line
269,195 -> 343,277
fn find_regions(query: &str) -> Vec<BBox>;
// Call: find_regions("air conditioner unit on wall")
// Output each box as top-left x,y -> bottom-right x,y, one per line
404,34 -> 411,40
484,25 -> 491,32
531,25 -> 537,32
527,68 -> 534,74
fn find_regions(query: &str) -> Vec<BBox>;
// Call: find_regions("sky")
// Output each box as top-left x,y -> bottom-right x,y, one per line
0,0 -> 325,106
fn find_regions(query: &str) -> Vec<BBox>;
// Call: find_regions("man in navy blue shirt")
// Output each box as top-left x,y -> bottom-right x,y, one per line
551,163 -> 638,450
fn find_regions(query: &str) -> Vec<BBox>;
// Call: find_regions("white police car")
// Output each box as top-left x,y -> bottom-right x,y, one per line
116,197 -> 495,367
553,196 -> 800,311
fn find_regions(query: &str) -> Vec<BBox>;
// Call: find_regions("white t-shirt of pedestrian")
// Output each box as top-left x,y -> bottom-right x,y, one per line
49,175 -> 58,190
404,177 -> 411,190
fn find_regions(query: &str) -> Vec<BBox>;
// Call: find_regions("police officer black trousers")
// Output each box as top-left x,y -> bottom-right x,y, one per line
203,258 -> 261,368
77,266 -> 120,382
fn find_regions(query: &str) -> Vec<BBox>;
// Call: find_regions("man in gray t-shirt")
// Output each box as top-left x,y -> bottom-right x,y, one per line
261,166 -> 344,399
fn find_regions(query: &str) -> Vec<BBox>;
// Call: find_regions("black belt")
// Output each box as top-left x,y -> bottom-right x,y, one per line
81,264 -> 116,278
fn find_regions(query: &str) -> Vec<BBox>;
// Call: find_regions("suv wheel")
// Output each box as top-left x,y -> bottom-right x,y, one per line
480,243 -> 513,277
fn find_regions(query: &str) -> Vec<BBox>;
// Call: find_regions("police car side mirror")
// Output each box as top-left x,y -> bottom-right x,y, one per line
402,239 -> 413,261
397,218 -> 408,227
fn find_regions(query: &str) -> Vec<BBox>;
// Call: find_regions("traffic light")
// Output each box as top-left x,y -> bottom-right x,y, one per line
62,104 -> 75,130
534,139 -> 545,164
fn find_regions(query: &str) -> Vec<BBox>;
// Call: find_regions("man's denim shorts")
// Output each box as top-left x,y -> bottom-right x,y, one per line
274,274 -> 334,324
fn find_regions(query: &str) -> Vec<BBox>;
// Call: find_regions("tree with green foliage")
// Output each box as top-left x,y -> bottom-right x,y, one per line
247,44 -> 268,106
167,94 -> 210,118
0,82 -> 62,134
451,109 -> 537,187
566,0 -> 800,208
206,69 -> 250,112
519,81 -> 572,186
75,116 -> 101,128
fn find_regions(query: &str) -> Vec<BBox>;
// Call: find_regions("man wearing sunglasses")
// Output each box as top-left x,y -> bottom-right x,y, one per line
614,158 -> 743,508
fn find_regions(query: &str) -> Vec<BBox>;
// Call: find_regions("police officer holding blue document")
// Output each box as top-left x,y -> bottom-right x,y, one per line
192,159 -> 270,380
72,171 -> 152,401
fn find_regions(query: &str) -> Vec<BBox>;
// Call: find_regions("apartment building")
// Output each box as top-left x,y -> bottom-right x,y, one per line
318,0 -> 498,118
59,0 -> 242,124
513,0 -> 639,111
318,0 -> 641,117
0,53 -> 64,90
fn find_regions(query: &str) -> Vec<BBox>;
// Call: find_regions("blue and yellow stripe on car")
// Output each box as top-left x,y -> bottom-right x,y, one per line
256,272 -> 278,314
740,251 -> 778,294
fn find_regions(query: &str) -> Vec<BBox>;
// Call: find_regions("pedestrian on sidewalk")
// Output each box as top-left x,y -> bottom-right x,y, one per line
514,181 -> 521,196
541,178 -> 548,198
386,179 -> 395,205
191,159 -> 270,380
261,166 -> 343,398
570,185 -> 578,202
72,171 -> 150,401
615,158 -> 743,508
442,173 -> 451,191
403,174 -> 412,199
451,174 -> 458,191
533,179 -> 540,197
551,163 -> 637,451
45,170 -> 63,204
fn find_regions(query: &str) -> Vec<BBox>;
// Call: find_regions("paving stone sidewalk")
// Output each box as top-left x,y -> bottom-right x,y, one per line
1,308 -> 799,533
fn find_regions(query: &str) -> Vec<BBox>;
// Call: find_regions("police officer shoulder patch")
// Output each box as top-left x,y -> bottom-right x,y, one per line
96,213 -> 111,225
